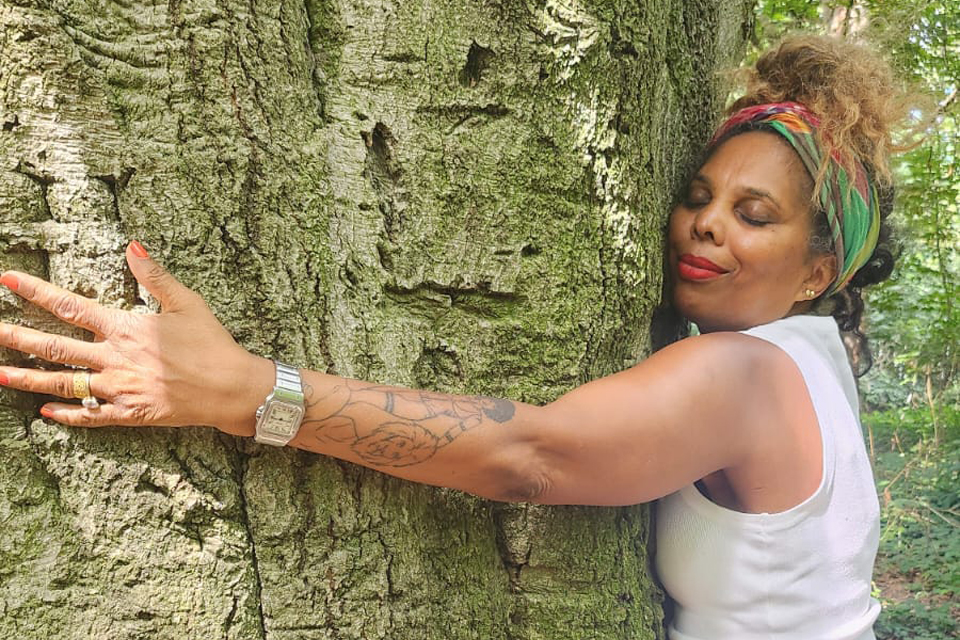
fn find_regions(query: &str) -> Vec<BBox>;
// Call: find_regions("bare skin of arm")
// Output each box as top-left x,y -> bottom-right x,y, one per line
272,334 -> 820,508
0,245 -> 822,509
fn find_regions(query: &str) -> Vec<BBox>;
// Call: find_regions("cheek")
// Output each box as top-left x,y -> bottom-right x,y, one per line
777,234 -> 816,273
767,248 -> 801,272
667,209 -> 686,244
740,231 -> 806,268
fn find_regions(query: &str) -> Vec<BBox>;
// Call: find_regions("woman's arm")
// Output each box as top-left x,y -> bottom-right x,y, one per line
0,243 -> 786,506
279,330 -> 776,506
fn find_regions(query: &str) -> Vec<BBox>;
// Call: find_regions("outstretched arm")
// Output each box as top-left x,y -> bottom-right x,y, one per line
282,329 -> 773,506
0,243 -> 779,505
0,244 -> 553,500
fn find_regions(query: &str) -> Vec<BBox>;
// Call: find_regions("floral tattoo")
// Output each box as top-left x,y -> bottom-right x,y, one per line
301,380 -> 516,467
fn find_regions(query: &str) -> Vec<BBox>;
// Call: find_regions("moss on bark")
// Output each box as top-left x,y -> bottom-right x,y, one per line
0,1 -> 752,637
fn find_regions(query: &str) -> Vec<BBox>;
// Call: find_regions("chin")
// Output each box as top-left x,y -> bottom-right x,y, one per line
671,290 -> 711,327
671,293 -> 751,334
681,304 -> 788,334
688,317 -> 739,334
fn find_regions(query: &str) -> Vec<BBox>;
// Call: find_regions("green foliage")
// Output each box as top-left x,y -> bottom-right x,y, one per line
866,410 -> 959,639
860,1 -> 960,413
876,601 -> 958,640
751,0 -> 822,50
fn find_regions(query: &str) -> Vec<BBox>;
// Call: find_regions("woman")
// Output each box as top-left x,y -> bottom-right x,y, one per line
0,36 -> 910,639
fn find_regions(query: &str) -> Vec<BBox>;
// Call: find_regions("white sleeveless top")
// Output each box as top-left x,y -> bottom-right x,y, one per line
655,315 -> 881,640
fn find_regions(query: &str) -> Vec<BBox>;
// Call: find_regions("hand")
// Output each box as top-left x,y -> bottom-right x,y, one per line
0,242 -> 273,436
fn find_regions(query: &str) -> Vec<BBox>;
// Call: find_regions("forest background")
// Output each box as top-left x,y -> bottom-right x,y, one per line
762,2 -> 959,639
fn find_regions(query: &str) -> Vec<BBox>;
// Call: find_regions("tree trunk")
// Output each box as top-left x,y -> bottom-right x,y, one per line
0,1 -> 751,638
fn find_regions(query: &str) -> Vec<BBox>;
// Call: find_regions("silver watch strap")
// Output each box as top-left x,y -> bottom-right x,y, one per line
274,362 -> 302,394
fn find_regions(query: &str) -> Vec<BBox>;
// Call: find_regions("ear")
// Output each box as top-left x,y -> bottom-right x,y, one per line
796,253 -> 838,302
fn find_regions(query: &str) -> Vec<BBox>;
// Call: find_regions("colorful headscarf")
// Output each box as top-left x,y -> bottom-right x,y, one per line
709,102 -> 880,294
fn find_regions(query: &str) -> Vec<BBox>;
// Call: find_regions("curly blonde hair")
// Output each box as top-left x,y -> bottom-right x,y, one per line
729,34 -> 917,199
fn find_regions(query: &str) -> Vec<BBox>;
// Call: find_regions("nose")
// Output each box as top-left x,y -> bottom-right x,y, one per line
691,202 -> 725,245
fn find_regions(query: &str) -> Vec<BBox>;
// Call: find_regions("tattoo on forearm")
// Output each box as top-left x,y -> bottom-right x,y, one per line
301,380 -> 515,468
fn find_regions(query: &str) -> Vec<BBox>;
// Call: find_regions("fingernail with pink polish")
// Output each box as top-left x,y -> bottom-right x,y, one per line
40,406 -> 54,418
130,241 -> 149,258
0,372 -> 9,386
0,273 -> 19,291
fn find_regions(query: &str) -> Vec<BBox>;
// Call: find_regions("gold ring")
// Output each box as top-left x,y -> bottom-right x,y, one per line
72,371 -> 91,399
72,371 -> 100,409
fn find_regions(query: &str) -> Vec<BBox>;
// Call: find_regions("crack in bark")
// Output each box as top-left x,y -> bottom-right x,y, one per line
385,280 -> 519,300
302,0 -> 340,124
234,448 -> 268,640
0,224 -> 43,251
458,41 -> 495,88
12,162 -> 55,221
303,258 -> 337,374
91,169 -> 135,224
3,114 -> 21,131
374,529 -> 396,603
222,593 -> 241,639
491,503 -> 530,594
361,121 -> 404,249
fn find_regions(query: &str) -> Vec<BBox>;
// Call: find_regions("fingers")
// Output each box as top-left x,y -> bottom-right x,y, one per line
0,369 -> 158,427
125,241 -> 200,312
39,402 -> 147,428
0,366 -> 102,400
0,240 -> 200,333
0,322 -> 107,369
0,271 -> 113,335
1,367 -> 125,426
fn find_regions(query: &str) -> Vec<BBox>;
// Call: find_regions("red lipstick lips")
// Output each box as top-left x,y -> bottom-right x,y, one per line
677,254 -> 728,281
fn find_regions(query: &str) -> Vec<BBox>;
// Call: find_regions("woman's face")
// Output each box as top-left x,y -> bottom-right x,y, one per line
667,131 -> 836,333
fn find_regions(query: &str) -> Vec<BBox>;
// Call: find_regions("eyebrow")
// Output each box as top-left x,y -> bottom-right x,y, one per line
746,187 -> 783,210
692,173 -> 784,210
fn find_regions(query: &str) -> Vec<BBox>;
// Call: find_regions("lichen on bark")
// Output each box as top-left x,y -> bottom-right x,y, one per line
1,1 -> 752,638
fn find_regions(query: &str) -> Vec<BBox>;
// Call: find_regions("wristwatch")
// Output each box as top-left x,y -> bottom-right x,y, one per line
254,361 -> 305,446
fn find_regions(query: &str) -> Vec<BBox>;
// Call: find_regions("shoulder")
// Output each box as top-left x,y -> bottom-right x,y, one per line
637,330 -> 810,444
650,314 -> 837,388
648,329 -> 799,389
534,325 -> 813,505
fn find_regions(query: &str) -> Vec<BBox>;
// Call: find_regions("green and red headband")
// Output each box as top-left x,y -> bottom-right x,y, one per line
710,102 -> 880,294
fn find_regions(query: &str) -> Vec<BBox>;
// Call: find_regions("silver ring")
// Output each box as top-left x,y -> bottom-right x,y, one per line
81,372 -> 99,410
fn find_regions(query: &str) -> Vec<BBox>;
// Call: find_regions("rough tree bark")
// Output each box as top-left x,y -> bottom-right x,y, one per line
0,1 -> 751,638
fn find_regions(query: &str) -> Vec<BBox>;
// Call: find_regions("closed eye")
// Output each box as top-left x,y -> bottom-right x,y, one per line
684,188 -> 711,208
738,212 -> 769,227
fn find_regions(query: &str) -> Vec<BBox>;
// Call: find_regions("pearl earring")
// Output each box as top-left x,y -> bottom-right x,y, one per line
805,289 -> 817,298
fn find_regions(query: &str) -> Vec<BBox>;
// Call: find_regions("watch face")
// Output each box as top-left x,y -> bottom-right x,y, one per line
262,401 -> 304,437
